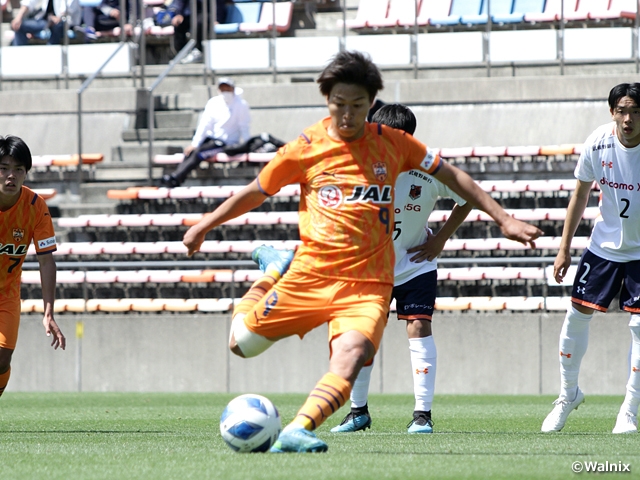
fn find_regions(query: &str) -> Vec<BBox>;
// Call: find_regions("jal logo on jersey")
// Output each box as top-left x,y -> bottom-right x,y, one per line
409,185 -> 422,200
372,162 -> 388,182
13,228 -> 24,242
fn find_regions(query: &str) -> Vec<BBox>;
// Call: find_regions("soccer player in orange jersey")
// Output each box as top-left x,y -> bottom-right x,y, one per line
183,51 -> 542,453
0,135 -> 65,400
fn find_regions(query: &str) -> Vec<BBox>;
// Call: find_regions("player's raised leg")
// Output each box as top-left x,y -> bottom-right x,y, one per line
613,314 -> 640,433
251,245 -> 294,277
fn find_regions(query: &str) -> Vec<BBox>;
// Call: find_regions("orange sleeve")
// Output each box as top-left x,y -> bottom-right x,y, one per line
399,131 -> 441,175
257,140 -> 306,196
33,197 -> 56,255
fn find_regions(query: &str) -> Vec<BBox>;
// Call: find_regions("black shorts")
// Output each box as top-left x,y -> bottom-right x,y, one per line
392,270 -> 437,322
571,249 -> 640,313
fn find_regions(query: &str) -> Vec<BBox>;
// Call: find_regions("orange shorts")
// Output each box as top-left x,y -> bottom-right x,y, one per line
0,297 -> 21,350
243,269 -> 392,353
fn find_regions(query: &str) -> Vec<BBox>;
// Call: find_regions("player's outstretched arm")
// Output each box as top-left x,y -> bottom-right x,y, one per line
553,180 -> 592,283
38,253 -> 65,350
183,179 -> 268,256
407,202 -> 473,263
432,162 -> 542,248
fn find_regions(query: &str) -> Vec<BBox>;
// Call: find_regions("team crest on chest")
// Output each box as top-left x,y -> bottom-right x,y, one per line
13,228 -> 24,242
409,185 -> 422,200
372,162 -> 388,182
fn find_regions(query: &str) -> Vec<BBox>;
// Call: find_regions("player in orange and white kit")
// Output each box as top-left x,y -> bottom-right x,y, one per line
183,51 -> 542,453
0,135 -> 65,399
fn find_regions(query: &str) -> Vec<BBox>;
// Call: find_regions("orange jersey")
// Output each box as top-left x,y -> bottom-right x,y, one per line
0,186 -> 56,300
257,117 -> 440,285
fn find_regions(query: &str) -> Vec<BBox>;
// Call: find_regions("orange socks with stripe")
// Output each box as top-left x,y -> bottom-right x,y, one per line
232,273 -> 280,318
0,367 -> 11,399
291,372 -> 352,431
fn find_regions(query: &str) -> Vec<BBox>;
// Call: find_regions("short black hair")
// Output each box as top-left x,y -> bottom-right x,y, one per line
317,51 -> 383,103
608,83 -> 640,109
371,104 -> 417,135
0,135 -> 32,172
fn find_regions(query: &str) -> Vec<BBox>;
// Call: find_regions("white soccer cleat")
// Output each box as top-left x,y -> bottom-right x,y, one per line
612,411 -> 638,434
541,388 -> 585,432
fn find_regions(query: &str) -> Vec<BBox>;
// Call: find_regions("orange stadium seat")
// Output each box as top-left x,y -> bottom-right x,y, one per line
539,144 -> 580,156
504,296 -> 544,310
435,297 -> 472,311
469,297 -> 507,311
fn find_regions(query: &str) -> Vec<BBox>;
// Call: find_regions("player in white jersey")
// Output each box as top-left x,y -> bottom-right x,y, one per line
541,83 -> 640,434
330,104 -> 473,434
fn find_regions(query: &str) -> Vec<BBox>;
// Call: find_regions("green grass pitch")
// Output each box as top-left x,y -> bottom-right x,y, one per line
0,392 -> 638,479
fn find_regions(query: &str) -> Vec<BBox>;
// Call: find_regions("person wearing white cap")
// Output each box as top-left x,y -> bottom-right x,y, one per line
160,77 -> 251,188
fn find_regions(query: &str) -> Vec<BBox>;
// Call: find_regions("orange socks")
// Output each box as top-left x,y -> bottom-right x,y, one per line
232,274 -> 279,318
292,372 -> 352,431
0,368 -> 11,398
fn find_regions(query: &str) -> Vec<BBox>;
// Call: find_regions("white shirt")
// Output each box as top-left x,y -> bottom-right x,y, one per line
191,91 -> 251,148
20,0 -> 81,25
576,121 -> 640,262
393,169 -> 466,286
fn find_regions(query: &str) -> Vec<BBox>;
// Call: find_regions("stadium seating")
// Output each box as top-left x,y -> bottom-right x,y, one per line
216,1 -> 264,34
365,0 -> 420,28
417,0 -> 454,26
32,153 -> 104,168
524,0 -> 579,22
492,0 -> 545,23
21,295 -> 571,313
429,0 -> 484,26
240,1 -> 294,33
461,0 -> 515,25
56,206 -> 599,229
338,0 -> 390,29
589,0 -> 637,20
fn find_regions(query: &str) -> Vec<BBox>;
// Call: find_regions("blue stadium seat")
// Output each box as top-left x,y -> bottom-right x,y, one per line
461,0 -> 514,24
492,0 -> 545,23
430,0 -> 484,26
215,2 -> 262,34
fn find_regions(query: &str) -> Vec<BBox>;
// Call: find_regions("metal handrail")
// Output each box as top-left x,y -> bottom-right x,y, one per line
76,40 -> 130,190
146,37 -> 196,182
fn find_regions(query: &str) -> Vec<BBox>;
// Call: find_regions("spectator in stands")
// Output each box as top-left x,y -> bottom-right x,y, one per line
541,82 -> 640,435
160,76 -> 260,188
79,0 -> 135,40
182,51 -> 542,453
0,135 -> 65,400
11,0 -> 81,45
170,0 -> 228,64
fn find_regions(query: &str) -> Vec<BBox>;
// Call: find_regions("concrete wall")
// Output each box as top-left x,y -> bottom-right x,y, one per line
9,311 -> 631,396
0,73 -> 633,158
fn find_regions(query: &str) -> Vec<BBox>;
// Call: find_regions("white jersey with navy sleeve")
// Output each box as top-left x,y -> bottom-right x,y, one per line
393,169 -> 466,286
576,122 -> 640,262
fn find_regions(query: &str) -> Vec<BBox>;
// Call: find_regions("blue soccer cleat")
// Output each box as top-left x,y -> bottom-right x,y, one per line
330,410 -> 372,433
270,426 -> 328,453
407,411 -> 433,434
251,245 -> 294,276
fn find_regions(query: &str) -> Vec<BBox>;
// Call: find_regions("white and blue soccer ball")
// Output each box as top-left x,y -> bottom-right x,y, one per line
219,394 -> 281,453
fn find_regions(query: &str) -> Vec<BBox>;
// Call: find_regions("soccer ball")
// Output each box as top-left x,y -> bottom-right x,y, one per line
219,394 -> 282,453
